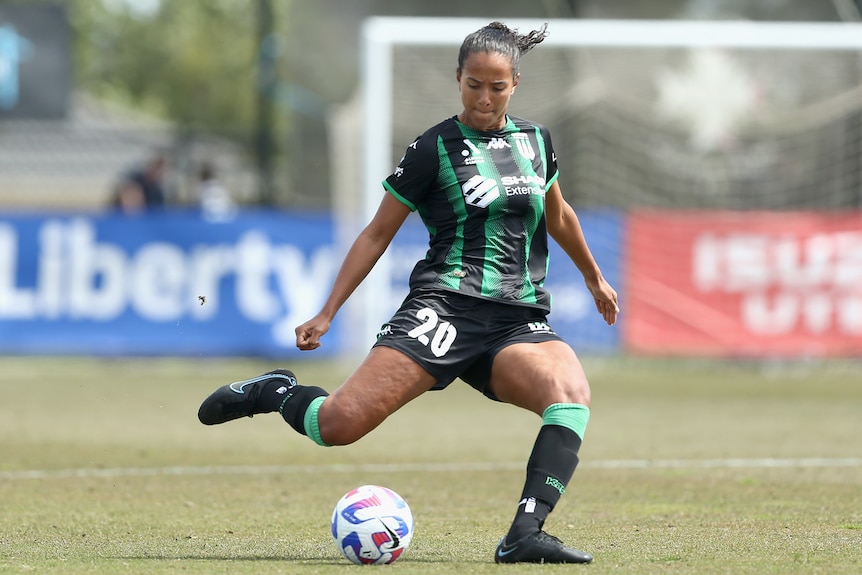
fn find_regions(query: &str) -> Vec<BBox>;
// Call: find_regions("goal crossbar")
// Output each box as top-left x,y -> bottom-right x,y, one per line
362,17 -> 862,49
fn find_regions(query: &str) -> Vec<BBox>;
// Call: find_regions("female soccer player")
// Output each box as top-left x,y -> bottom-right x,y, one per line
199,21 -> 619,564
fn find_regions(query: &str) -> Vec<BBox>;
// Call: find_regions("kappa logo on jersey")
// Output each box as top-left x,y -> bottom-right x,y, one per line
461,175 -> 500,208
512,133 -> 536,160
393,166 -> 404,178
486,137 -> 510,150
460,139 -> 484,165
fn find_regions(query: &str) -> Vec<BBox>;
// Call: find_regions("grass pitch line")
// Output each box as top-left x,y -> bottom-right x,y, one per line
2,457 -> 861,481
590,457 -> 862,469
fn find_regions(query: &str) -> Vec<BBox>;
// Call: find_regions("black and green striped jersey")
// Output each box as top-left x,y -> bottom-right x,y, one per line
383,115 -> 560,312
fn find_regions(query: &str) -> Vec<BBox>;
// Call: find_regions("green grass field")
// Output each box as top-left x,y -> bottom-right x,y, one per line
1,356 -> 860,574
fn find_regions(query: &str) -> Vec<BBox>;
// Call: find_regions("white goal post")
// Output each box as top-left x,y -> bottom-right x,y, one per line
349,17 -> 862,353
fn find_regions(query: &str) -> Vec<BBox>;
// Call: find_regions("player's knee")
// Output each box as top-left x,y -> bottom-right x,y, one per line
316,403 -> 373,446
549,376 -> 591,407
566,385 -> 590,407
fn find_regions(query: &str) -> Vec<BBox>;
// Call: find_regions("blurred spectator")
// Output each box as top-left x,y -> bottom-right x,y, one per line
110,153 -> 168,214
197,161 -> 237,222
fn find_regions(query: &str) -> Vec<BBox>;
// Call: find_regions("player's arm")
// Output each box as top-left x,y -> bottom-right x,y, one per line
545,180 -> 620,326
295,193 -> 411,350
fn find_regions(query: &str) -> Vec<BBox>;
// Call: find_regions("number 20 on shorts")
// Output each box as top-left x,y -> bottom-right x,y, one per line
406,307 -> 457,357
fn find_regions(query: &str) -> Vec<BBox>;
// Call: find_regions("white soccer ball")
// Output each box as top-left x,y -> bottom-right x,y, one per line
331,484 -> 414,565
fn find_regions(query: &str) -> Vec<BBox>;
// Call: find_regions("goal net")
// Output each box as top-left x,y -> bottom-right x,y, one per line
340,18 -> 862,357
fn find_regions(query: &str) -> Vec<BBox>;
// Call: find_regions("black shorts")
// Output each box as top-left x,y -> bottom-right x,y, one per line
372,289 -> 563,400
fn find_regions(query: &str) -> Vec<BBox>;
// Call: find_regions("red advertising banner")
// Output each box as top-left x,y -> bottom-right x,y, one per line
625,211 -> 862,357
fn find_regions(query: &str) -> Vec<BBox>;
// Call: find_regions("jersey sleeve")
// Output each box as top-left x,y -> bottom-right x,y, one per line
382,133 -> 438,212
540,124 -> 560,188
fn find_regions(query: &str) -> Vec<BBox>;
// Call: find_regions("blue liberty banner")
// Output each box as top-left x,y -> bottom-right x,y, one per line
0,211 -> 338,357
0,210 -> 622,357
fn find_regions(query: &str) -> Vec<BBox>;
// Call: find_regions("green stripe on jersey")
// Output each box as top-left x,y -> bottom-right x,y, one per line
436,134 -> 466,290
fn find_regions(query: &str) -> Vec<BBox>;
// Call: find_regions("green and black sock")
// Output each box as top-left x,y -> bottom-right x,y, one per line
278,384 -> 330,446
255,372 -> 299,413
251,370 -> 330,446
506,403 -> 589,543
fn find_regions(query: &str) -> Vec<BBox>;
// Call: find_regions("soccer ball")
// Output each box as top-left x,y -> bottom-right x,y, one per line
331,484 -> 414,565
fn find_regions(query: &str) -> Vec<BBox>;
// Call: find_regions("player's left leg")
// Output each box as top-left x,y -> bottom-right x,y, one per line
488,340 -> 593,564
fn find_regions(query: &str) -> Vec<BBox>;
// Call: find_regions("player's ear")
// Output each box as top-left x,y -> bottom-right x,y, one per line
456,67 -> 462,88
512,72 -> 520,93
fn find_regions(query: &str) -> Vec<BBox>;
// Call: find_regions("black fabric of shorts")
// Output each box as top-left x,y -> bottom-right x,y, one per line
372,289 -> 563,400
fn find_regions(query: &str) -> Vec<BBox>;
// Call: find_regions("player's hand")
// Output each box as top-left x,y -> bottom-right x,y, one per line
295,314 -> 332,351
586,276 -> 619,326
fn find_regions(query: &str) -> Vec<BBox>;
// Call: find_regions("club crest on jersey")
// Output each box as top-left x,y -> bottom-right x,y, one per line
512,133 -> 536,160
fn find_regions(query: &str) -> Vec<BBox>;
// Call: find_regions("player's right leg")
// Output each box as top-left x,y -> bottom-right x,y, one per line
197,346 -> 437,446
489,339 -> 593,564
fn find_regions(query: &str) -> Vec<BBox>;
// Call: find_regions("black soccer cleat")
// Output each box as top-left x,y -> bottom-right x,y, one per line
494,531 -> 594,564
197,369 -> 297,425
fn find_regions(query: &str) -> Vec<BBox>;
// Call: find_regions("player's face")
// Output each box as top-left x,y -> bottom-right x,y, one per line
456,51 -> 519,131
